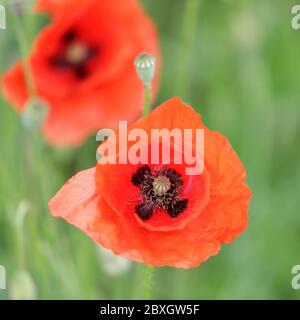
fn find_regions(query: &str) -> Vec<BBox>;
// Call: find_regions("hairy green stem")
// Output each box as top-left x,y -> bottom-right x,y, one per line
143,84 -> 152,116
143,265 -> 154,300
10,6 -> 36,96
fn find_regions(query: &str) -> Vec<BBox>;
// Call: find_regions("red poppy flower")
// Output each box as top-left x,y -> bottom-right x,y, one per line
2,0 -> 159,145
49,97 -> 251,268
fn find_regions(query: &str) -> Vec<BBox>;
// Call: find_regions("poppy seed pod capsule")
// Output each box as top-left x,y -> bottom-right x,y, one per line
21,97 -> 49,130
134,53 -> 156,87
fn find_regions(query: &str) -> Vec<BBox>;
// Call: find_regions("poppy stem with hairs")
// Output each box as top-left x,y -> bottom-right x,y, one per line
134,53 -> 156,116
134,53 -> 157,299
9,6 -> 48,131
143,84 -> 152,116
143,265 -> 154,300
9,4 -> 36,97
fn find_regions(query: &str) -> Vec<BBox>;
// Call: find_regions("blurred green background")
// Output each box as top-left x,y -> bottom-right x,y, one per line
0,0 -> 300,299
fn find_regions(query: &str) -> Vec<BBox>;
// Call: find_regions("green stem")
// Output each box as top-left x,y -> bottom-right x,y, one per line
14,201 -> 30,270
143,84 -> 152,116
10,6 -> 36,96
143,265 -> 154,300
174,0 -> 201,97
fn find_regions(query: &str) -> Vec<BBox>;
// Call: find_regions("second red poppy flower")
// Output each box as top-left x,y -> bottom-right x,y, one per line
2,0 -> 160,145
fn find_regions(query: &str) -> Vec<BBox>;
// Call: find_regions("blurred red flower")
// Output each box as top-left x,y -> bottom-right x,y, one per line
49,97 -> 251,268
2,0 -> 159,145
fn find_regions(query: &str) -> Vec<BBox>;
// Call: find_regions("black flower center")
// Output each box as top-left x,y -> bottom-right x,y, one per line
49,29 -> 98,79
131,165 -> 188,221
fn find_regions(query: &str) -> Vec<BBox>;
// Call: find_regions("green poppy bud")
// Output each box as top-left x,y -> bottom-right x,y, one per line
21,97 -> 49,130
134,53 -> 156,87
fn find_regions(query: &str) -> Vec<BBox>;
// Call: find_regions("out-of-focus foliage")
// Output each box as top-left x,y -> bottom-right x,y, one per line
0,0 -> 300,299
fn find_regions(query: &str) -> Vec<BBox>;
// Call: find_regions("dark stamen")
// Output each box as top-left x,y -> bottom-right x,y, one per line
49,29 -> 98,79
132,165 -> 188,220
135,202 -> 154,220
62,29 -> 76,44
131,165 -> 151,186
167,199 -> 188,218
74,64 -> 88,79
